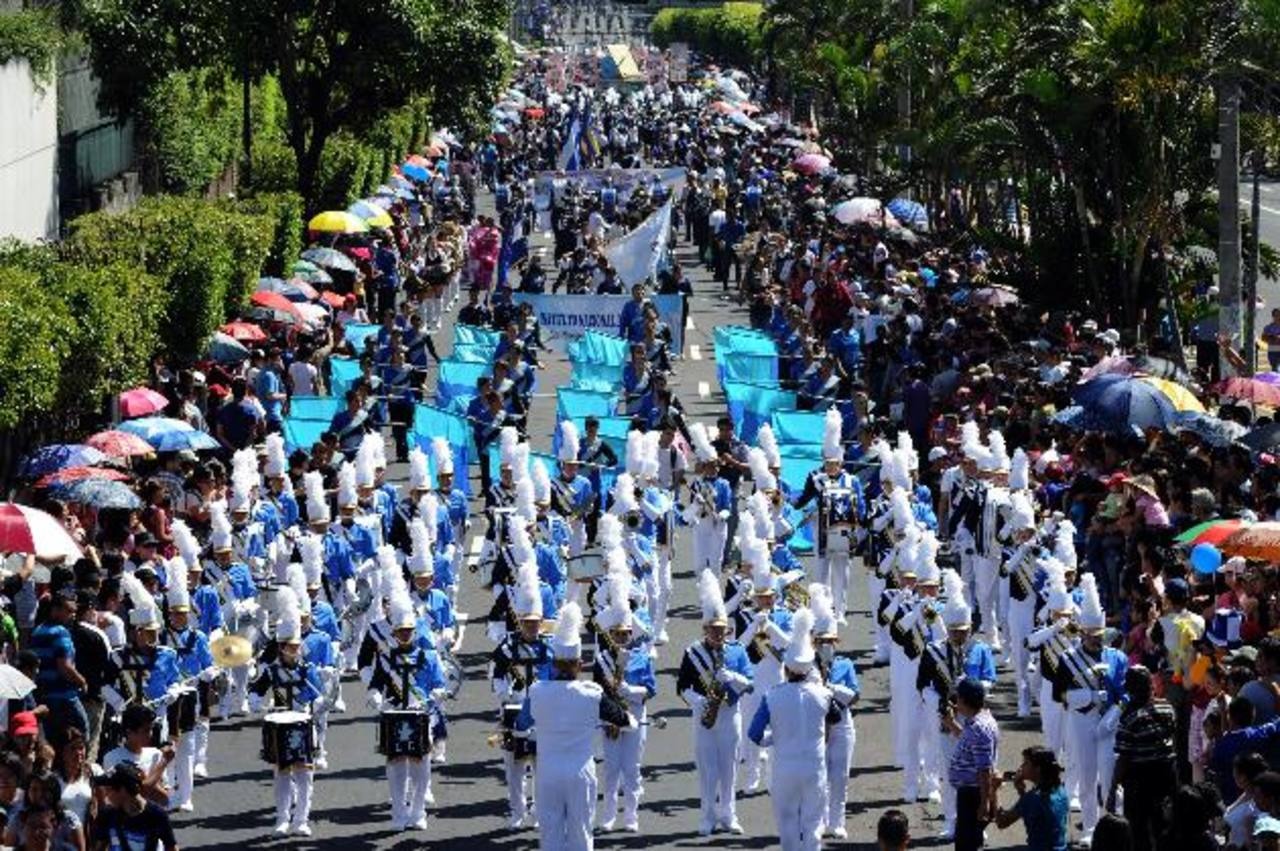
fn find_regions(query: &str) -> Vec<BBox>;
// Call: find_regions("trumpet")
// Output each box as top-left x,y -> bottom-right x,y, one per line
1065,621 -> 1080,637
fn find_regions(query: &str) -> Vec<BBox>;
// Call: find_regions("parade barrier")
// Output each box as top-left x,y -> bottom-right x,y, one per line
514,294 -> 686,353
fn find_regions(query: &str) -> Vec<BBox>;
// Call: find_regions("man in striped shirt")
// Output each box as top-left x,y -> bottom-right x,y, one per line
946,678 -> 999,851
1110,666 -> 1175,851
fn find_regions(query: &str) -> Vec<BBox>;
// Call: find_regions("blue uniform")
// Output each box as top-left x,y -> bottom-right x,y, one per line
412,587 -> 457,635
166,627 -> 214,679
302,630 -> 337,668
254,501 -> 283,543
311,601 -> 341,643
191,585 -> 223,636
322,530 -> 357,584
225,562 -> 257,601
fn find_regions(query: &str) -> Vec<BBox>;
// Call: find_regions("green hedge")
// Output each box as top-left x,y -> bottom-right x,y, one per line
64,197 -> 273,363
0,267 -> 69,430
222,192 -> 305,281
651,3 -> 763,68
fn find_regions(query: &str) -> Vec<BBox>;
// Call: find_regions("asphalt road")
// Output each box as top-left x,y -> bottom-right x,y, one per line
1245,179 -> 1280,311
175,199 -> 1048,851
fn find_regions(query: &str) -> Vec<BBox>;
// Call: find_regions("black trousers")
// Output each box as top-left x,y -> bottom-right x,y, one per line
954,784 -> 985,851
1121,760 -> 1176,851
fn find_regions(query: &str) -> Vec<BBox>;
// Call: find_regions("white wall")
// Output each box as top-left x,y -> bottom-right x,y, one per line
0,58 -> 59,242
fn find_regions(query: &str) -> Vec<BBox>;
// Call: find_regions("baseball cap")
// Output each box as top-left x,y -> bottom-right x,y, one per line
9,712 -> 37,738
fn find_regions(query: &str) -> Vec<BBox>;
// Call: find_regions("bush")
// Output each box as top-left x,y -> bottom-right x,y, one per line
224,192 -> 304,280
64,196 -> 273,364
0,266 -> 69,429
651,3 -> 763,68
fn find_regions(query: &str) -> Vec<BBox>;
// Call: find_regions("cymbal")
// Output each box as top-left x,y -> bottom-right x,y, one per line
211,635 -> 254,668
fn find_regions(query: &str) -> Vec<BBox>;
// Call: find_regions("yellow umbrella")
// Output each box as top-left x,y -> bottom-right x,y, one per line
1137,376 -> 1205,413
307,211 -> 368,234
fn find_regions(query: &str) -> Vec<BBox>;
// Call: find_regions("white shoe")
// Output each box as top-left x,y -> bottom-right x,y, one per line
194,764 -> 208,779
833,826 -> 848,839
333,698 -> 347,714
293,824 -> 312,837
509,816 -> 525,830
411,816 -> 427,830
425,789 -> 435,805
623,817 -> 639,832
272,822 -> 290,837
655,630 -> 669,646
177,801 -> 194,813
926,789 -> 942,803
599,818 -> 616,832
1070,796 -> 1082,812
315,756 -> 328,770
432,752 -> 446,765
937,824 -> 955,840
727,820 -> 744,835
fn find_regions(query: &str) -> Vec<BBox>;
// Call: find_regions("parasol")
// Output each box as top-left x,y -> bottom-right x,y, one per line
51,478 -> 142,510
18,444 -> 108,479
85,430 -> 155,458
118,387 -> 170,419
0,503 -> 82,561
1174,518 -> 1250,547
969,286 -> 1021,308
37,466 -> 131,488
1216,376 -> 1280,407
301,248 -> 358,273
307,211 -> 368,235
1220,522 -> 1280,561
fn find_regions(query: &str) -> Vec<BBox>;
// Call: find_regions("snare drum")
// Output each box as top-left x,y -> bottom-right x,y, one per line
376,710 -> 431,759
261,711 -> 315,767
501,703 -> 535,761
167,685 -> 198,735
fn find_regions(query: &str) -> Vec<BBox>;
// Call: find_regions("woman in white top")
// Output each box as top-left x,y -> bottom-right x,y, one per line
55,731 -> 95,828
1225,752 -> 1269,849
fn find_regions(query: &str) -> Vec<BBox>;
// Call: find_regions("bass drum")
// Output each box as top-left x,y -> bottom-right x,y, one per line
438,646 -> 464,700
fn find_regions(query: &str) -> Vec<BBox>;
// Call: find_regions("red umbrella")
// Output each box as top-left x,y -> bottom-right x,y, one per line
319,291 -> 347,309
1216,376 -> 1280,407
220,321 -> 268,343
85,430 -> 155,458
792,153 -> 831,175
523,107 -> 545,120
118,387 -> 169,419
405,154 -> 430,166
249,291 -> 304,322
37,466 -> 132,488
0,503 -> 82,561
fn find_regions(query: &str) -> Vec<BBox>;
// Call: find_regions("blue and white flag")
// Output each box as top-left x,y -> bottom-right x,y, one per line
557,115 -> 583,171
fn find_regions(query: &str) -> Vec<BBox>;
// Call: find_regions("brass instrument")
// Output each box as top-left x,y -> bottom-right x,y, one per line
924,605 -> 940,624
699,646 -> 726,729
1065,621 -> 1080,638
783,581 -> 810,611
597,629 -> 628,740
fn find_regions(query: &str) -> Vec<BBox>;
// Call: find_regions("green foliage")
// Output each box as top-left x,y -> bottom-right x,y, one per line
64,197 -> 272,364
652,3 -> 764,68
226,192 -> 305,279
0,266 -> 68,430
141,68 -> 242,194
0,8 -> 63,87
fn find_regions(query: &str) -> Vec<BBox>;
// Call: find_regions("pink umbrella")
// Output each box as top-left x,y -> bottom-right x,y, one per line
1216,377 -> 1280,407
85,430 -> 155,458
1080,354 -> 1136,383
0,503 -> 82,561
118,387 -> 169,419
792,153 -> 831,175
969,286 -> 1021,308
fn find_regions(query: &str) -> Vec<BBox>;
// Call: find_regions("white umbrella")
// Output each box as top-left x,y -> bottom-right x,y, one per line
0,665 -> 35,700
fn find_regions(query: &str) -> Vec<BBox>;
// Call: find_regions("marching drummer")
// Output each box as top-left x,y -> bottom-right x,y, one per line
366,587 -> 447,832
249,587 -> 324,837
160,557 -> 217,813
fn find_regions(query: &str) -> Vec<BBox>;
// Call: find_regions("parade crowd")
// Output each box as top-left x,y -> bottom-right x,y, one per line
5,50 -> 1280,851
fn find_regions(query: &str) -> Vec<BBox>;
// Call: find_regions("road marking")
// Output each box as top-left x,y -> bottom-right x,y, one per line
686,316 -> 696,330
698,381 -> 710,399
689,344 -> 702,360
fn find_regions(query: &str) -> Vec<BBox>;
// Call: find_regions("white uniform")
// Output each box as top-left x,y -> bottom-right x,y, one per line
748,678 -> 831,851
737,612 -> 788,791
527,679 -> 609,851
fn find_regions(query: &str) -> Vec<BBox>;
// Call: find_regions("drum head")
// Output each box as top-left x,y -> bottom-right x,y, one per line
264,711 -> 310,724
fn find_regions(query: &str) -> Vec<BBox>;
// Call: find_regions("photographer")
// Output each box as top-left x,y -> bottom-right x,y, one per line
993,746 -> 1069,851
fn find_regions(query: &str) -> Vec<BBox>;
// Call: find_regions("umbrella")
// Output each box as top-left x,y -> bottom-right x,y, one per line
1242,421 -> 1280,452
0,665 -> 35,700
1071,374 -> 1182,431
1216,376 -> 1280,407
1255,372 -> 1280,385
118,387 -> 169,419
250,291 -> 305,323
1220,522 -> 1280,560
1170,411 -> 1248,447
831,197 -> 883,225
52,478 -> 142,510
401,163 -> 431,182
288,262 -> 333,286
1175,518 -> 1250,547
886,198 -> 928,229
293,302 -> 329,329
792,153 -> 831,175
117,418 -> 219,453
220,320 -> 268,343
307,211 -> 368,235
1137,376 -> 1205,413
37,466 -> 132,488
405,154 -> 431,166
523,107 -> 545,119
969,286 -> 1021,308
18,444 -> 108,479
256,277 -> 319,302
319,291 -> 347,309
1080,354 -> 1135,383
0,503 -> 82,561
1128,354 -> 1194,386
301,248 -> 358,273
347,201 -> 394,230
85,429 -> 155,458
375,185 -> 416,203
207,331 -> 250,364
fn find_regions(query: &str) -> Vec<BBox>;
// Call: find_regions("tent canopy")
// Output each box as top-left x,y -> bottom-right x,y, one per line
602,44 -> 644,82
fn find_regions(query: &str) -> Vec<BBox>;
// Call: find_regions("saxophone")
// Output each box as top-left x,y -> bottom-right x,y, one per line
700,645 -> 726,729
598,629 -> 628,740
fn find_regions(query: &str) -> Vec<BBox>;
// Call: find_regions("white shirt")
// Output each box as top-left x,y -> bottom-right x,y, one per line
657,442 -> 687,490
102,745 -> 163,776
708,208 -> 726,235
529,679 -> 604,777
289,361 -> 318,396
757,678 -> 831,773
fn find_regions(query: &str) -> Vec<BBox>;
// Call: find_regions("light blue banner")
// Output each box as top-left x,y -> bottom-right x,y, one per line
288,396 -> 340,422
329,357 -> 362,399
514,293 -> 685,353
455,324 -> 501,348
283,418 -> 330,453
557,387 -> 618,423
436,359 -> 490,413
771,410 -> 828,446
344,322 -> 381,350
410,404 -> 473,495
723,381 -> 796,443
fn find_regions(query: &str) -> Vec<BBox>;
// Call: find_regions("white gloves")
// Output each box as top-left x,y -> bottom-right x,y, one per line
623,683 -> 649,702
367,691 -> 385,712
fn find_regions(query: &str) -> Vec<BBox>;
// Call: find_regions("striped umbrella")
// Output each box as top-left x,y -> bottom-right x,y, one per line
1175,518 -> 1249,547
36,466 -> 131,488
1220,522 -> 1280,561
85,430 -> 155,458
0,503 -> 82,560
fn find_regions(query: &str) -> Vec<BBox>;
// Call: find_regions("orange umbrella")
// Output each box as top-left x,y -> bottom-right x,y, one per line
405,154 -> 431,167
220,321 -> 268,343
250,291 -> 304,322
319,291 -> 347,309
85,430 -> 155,458
1220,522 -> 1280,560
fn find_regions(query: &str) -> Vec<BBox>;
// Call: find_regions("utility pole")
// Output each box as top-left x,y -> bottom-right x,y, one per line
1217,77 -> 1242,379
1246,148 -> 1262,373
897,0 -> 913,197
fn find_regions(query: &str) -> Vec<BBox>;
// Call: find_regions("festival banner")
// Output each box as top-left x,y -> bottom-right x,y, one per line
606,200 -> 673,287
512,293 -> 685,353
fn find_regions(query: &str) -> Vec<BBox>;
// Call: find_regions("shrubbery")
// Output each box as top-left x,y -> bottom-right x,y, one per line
651,3 -> 763,69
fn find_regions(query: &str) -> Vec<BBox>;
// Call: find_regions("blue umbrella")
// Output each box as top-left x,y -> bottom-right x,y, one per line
1170,411 -> 1247,447
151,429 -> 219,452
301,247 -> 358,273
401,163 -> 431,182
374,185 -> 416,203
207,332 -> 249,364
51,478 -> 141,510
19,444 -> 108,479
887,198 -> 928,229
115,417 -> 218,453
1071,375 -> 1180,431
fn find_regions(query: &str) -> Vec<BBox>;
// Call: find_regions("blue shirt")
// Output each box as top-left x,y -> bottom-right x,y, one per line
949,709 -> 999,787
31,622 -> 78,701
255,369 -> 285,423
1016,788 -> 1069,851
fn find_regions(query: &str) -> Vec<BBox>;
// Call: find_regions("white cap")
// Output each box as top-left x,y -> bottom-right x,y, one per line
748,447 -> 776,492
960,421 -> 984,462
532,458 -> 552,505
640,432 -> 660,481
408,446 -> 430,491
287,563 -> 310,617
896,431 -> 918,472
300,534 -> 324,589
783,607 -> 816,673
275,586 -> 303,642
264,434 -> 287,478
928,446 -> 949,463
942,568 -> 971,628
809,583 -> 838,639
515,477 -> 537,524
304,471 -> 329,524
408,518 -> 434,576
982,430 -> 1010,472
747,491 -> 773,542
890,489 -> 914,532
164,556 -> 190,610
558,420 -> 581,463
356,434 -> 380,488
337,462 -> 358,508
512,442 -> 530,481
173,519 -> 201,570
432,436 -> 454,477
129,597 -> 162,629
594,551 -> 633,632
552,601 -> 584,660
1053,525 -> 1077,572
611,473 -> 639,516
699,568 -> 728,625
513,556 -> 542,619
689,422 -> 717,464
1034,441 -> 1060,475
758,424 -> 781,469
388,588 -> 417,631
1009,448 -> 1030,491
745,529 -> 773,592
230,448 -> 259,512
210,501 -> 233,551
598,513 -> 623,552
1078,573 -> 1105,631
1007,492 -> 1036,533
1042,559 -> 1073,613
822,408 -> 843,462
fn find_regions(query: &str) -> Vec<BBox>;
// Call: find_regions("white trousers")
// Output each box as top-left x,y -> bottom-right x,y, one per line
771,762 -> 826,851
1066,709 -> 1116,836
825,722 -> 855,832
535,762 -> 596,851
815,553 -> 851,621
273,768 -> 313,830
568,519 -> 588,559
653,545 -> 673,639
600,724 -> 646,823
888,647 -> 916,768
972,555 -> 1001,648
504,752 -> 534,821
1007,601 -> 1036,713
924,692 -> 958,825
694,705 -> 741,829
868,571 -> 889,661
166,730 -> 195,809
691,522 -> 727,572
194,719 -> 210,771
